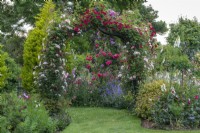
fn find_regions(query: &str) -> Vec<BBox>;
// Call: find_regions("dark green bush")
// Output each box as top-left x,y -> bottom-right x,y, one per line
53,111 -> 71,131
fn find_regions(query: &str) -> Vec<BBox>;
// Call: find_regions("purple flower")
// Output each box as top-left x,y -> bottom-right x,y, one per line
109,10 -> 116,17
104,81 -> 123,97
110,38 -> 115,45
72,68 -> 76,78
23,93 -> 30,99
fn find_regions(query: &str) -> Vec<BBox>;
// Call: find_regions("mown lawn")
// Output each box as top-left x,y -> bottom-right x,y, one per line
63,107 -> 200,133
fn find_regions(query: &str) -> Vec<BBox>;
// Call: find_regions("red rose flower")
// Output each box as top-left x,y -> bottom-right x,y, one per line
86,64 -> 91,69
98,73 -> 103,78
95,44 -> 99,48
96,54 -> 100,58
96,15 -> 102,20
84,9 -> 90,14
74,27 -> 80,32
106,60 -> 112,66
101,51 -> 107,56
101,11 -> 107,15
112,54 -> 120,59
195,95 -> 199,100
86,55 -> 93,61
92,76 -> 96,80
118,23 -> 123,30
108,52 -> 113,57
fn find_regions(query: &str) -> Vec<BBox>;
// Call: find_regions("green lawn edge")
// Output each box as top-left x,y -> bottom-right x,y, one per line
63,107 -> 200,133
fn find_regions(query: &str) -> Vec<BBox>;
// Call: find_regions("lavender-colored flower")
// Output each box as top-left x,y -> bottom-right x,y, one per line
110,38 -> 115,45
101,64 -> 105,68
63,72 -> 69,79
72,68 -> 76,78
23,93 -> 30,99
104,81 -> 123,97
109,10 -> 116,17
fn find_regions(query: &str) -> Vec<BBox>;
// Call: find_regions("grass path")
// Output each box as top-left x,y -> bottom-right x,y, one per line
63,107 -> 200,133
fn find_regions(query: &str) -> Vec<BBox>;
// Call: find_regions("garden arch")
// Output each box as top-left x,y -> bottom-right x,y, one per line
36,4 -> 156,103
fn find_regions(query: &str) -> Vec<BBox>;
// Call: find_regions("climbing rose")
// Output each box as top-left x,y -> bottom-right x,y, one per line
108,52 -> 113,57
86,64 -> 91,69
112,54 -> 120,59
101,51 -> 107,56
195,95 -> 199,100
96,54 -> 100,58
74,27 -> 80,32
106,60 -> 112,66
86,55 -> 93,61
109,10 -> 116,17
98,73 -> 103,78
92,76 -> 96,80
95,44 -> 99,48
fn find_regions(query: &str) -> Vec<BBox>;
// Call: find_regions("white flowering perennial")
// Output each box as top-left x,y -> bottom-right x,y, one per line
160,83 -> 166,92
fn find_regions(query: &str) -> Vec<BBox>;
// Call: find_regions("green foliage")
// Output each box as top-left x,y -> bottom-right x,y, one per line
0,1 -> 43,33
152,20 -> 168,34
65,41 -> 73,72
0,45 -> 20,92
53,111 -> 71,131
0,1 -> 44,65
193,52 -> 200,78
15,97 -> 57,133
138,5 -> 168,34
167,17 -> 200,58
73,0 -> 144,15
123,91 -> 136,110
0,46 -> 8,89
22,1 -> 57,91
156,45 -> 191,71
0,92 -> 57,133
3,55 -> 21,92
2,35 -> 25,65
135,80 -> 166,120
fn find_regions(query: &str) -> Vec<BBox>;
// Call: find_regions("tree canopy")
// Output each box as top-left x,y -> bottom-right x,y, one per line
167,17 -> 200,58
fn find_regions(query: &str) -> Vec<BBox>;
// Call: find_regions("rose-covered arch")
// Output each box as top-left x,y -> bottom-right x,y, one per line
35,4 -> 156,109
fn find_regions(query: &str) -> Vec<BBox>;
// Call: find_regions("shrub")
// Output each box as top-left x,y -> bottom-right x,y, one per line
152,84 -> 200,129
0,45 -> 21,92
22,1 -> 57,91
0,92 -> 25,132
0,45 -> 8,89
0,92 -> 71,133
15,99 -> 57,133
123,91 -> 136,110
3,55 -> 21,92
53,111 -> 71,131
135,80 -> 166,120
